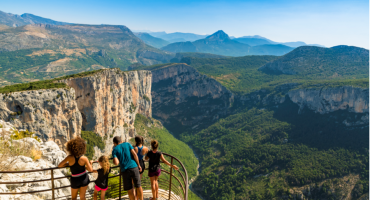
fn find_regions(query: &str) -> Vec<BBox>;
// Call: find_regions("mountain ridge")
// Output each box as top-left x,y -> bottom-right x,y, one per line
161,30 -> 293,56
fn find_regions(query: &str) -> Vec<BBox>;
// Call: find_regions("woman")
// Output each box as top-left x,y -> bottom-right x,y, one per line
58,136 -> 94,200
134,136 -> 148,180
145,140 -> 179,200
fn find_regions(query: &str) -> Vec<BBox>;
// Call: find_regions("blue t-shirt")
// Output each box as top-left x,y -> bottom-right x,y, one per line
112,142 -> 138,172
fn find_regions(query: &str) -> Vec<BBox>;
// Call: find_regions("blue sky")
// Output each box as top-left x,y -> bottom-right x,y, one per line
2,0 -> 369,48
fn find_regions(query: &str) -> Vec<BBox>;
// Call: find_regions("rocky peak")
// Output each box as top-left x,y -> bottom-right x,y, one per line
206,30 -> 230,41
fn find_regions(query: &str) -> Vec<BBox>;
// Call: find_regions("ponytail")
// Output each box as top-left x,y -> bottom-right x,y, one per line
98,155 -> 110,175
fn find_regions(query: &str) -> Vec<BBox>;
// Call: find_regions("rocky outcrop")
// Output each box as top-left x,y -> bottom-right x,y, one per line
287,86 -> 369,114
0,88 -> 82,147
284,174 -> 360,200
150,63 -> 234,133
0,120 -> 72,200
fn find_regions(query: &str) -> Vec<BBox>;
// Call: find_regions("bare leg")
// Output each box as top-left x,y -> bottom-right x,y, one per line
150,176 -> 156,199
93,189 -> 99,200
100,190 -> 106,200
132,179 -> 137,200
79,185 -> 88,200
71,188 -> 79,200
136,186 -> 143,200
128,188 -> 136,200
154,176 -> 159,199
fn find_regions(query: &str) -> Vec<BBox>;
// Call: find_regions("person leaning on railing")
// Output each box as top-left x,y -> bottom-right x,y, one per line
58,136 -> 94,200
145,140 -> 179,200
112,136 -> 143,200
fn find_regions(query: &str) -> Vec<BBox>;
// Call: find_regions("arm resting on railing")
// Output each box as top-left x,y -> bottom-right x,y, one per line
160,154 -> 179,170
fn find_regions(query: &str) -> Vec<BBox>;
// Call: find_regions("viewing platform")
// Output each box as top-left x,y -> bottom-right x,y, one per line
0,153 -> 188,200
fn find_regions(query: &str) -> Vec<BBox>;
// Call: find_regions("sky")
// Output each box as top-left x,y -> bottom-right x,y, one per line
1,0 -> 369,48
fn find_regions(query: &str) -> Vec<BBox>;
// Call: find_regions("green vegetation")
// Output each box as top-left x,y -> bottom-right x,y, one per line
182,105 -> 368,199
81,131 -> 105,160
134,114 -> 200,200
0,68 -> 111,93
0,80 -> 67,94
0,48 -> 116,86
182,53 -> 369,94
260,46 -> 369,77
134,114 -> 198,178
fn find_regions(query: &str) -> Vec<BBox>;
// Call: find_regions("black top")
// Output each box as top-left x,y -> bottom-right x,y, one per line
147,150 -> 162,173
95,168 -> 111,189
70,156 -> 86,175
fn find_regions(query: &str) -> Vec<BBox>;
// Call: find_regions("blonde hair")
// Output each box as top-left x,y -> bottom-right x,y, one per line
98,155 -> 110,175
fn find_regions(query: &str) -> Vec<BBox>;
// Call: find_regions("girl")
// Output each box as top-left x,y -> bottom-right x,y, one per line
145,140 -> 179,200
90,155 -> 111,200
58,136 -> 94,200
134,136 -> 148,180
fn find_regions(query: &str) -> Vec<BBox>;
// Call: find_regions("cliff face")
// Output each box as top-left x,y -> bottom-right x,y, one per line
60,69 -> 152,154
238,84 -> 369,127
0,69 -> 152,153
287,86 -> 368,114
0,88 -> 82,147
150,64 -> 234,134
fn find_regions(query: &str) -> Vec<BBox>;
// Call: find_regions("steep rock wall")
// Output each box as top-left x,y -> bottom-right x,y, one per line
0,88 -> 82,147
0,69 -> 152,153
287,86 -> 368,114
150,64 -> 234,134
60,69 -> 152,154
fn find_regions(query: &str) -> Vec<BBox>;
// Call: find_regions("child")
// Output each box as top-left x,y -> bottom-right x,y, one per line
90,155 -> 111,200
145,140 -> 179,200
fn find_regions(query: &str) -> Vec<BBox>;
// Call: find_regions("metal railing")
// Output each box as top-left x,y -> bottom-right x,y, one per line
0,152 -> 188,200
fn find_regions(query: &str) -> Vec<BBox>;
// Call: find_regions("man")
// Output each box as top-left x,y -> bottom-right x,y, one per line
112,136 -> 143,200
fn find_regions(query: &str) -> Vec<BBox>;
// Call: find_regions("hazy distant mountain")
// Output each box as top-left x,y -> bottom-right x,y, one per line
147,32 -> 208,42
259,45 -> 369,75
233,37 -> 273,46
0,10 -> 69,27
250,44 -> 293,55
234,35 -> 324,48
134,32 -> 170,48
161,30 -> 294,56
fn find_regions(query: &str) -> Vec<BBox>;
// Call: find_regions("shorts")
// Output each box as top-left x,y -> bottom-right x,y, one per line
71,173 -> 90,189
121,167 -> 141,191
95,185 -> 108,192
139,159 -> 146,174
148,169 -> 161,177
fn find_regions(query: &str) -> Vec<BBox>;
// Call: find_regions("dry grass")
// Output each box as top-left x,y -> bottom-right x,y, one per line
31,149 -> 43,161
0,129 -> 41,171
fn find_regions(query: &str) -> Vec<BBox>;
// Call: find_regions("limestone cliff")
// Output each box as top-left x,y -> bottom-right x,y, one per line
149,63 -> 234,134
59,69 -> 152,155
287,86 -> 368,114
0,88 -> 82,147
0,69 -> 152,154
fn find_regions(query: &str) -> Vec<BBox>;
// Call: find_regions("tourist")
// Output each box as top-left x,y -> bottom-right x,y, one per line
58,136 -> 94,200
112,136 -> 143,200
134,136 -> 148,180
145,140 -> 179,200
90,155 -> 111,200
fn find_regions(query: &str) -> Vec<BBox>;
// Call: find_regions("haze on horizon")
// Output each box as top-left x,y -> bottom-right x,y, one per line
1,0 -> 369,49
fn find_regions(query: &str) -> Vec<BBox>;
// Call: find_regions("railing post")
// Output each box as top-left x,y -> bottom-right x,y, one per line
51,169 -> 55,200
119,166 -> 121,199
168,157 -> 173,200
